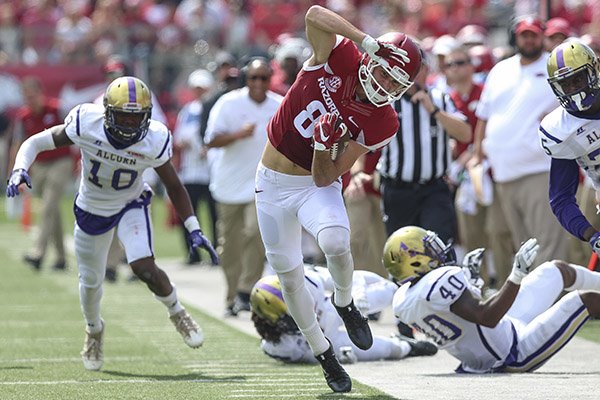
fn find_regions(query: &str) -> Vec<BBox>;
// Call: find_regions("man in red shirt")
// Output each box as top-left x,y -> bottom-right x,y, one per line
255,5 -> 422,393
10,77 -> 72,271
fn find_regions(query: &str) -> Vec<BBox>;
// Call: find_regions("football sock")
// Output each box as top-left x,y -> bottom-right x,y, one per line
565,263 -> 600,291
80,283 -> 103,334
155,285 -> 184,316
318,227 -> 354,307
390,338 -> 412,359
278,266 -> 330,355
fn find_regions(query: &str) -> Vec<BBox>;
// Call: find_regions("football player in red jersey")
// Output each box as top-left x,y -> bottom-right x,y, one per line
254,5 -> 422,393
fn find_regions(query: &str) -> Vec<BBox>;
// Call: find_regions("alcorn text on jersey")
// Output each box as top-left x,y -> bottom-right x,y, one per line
64,103 -> 172,217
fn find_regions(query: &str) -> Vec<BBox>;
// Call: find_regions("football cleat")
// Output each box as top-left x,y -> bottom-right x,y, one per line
332,295 -> 373,351
316,341 -> 352,393
170,310 -> 204,348
392,333 -> 438,357
81,320 -> 104,371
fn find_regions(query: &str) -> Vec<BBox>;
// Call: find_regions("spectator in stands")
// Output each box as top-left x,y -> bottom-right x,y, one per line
269,36 -> 311,96
472,17 -> 569,278
54,0 -> 93,65
9,77 -> 72,271
544,17 -> 572,52
174,69 -> 217,265
205,58 -> 282,316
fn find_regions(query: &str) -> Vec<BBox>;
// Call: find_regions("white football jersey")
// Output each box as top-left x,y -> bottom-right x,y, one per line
64,103 -> 172,216
539,107 -> 600,188
393,266 -> 514,373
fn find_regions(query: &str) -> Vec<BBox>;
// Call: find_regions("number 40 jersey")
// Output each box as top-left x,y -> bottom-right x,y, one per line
64,103 -> 172,217
393,266 -> 515,373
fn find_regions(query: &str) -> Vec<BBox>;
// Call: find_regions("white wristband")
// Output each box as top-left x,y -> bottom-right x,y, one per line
13,130 -> 57,171
183,216 -> 200,233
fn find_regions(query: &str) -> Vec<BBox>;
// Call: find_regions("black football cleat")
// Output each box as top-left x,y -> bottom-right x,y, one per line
316,342 -> 352,393
332,295 -> 373,350
399,334 -> 438,357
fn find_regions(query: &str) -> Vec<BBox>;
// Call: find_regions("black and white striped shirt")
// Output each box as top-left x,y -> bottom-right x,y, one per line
377,88 -> 461,184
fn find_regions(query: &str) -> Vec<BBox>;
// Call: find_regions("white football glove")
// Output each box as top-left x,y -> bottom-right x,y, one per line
508,238 -> 539,285
361,35 -> 410,69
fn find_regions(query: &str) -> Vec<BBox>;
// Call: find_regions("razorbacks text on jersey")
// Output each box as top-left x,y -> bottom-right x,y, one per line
64,103 -> 172,219
539,107 -> 600,187
393,266 -> 515,373
267,36 -> 399,171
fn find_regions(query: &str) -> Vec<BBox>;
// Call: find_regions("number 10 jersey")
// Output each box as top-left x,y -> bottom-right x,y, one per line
64,103 -> 172,217
267,36 -> 399,171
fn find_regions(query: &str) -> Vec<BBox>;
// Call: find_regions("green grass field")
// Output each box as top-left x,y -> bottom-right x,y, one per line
0,196 -> 395,400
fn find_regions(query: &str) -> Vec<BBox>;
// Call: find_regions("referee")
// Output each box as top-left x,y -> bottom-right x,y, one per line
377,62 -> 471,243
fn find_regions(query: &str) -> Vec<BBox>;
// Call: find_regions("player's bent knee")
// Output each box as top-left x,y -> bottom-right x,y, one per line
130,258 -> 159,284
317,226 -> 350,256
79,267 -> 103,288
579,291 -> 600,318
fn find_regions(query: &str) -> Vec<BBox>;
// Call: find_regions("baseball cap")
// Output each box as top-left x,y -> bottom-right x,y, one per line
103,55 -> 126,74
545,18 -> 571,37
188,69 -> 214,89
515,17 -> 544,36
432,35 -> 460,56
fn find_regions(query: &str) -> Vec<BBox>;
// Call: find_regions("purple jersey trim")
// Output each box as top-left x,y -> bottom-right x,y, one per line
74,190 -> 152,235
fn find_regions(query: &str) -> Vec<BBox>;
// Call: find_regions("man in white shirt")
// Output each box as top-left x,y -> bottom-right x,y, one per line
472,17 -> 569,280
174,69 -> 217,265
205,58 -> 283,316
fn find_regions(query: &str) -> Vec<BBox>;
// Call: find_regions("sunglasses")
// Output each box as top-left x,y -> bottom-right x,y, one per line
247,75 -> 270,82
444,60 -> 470,68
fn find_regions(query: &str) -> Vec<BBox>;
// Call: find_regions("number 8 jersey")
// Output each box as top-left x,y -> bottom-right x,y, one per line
64,103 -> 172,217
393,266 -> 515,373
267,36 -> 399,171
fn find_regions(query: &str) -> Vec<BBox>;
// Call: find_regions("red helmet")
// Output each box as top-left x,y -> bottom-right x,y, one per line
468,45 -> 495,74
359,32 -> 422,107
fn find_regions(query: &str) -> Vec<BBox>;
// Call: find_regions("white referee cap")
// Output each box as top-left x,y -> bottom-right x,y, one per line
188,69 -> 214,89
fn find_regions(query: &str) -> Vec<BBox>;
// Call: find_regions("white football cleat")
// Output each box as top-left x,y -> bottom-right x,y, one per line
170,310 -> 204,348
81,319 -> 104,371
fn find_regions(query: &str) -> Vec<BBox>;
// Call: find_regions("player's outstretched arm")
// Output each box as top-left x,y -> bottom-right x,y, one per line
155,161 -> 219,264
450,239 -> 539,327
304,5 -> 368,66
6,125 -> 71,197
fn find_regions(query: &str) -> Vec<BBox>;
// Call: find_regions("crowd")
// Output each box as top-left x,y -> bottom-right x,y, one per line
4,0 -> 600,394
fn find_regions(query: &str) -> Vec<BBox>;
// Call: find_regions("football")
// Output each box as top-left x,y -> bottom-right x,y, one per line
330,129 -> 351,161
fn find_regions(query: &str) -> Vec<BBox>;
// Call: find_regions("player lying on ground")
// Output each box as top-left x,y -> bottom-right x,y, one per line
384,226 -> 600,373
6,76 -> 219,371
250,266 -> 437,364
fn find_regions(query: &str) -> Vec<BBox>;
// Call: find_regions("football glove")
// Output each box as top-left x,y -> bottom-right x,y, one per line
462,248 -> 485,279
508,238 -> 539,285
6,169 -> 32,197
189,230 -> 220,265
589,231 -> 600,256
313,113 -> 347,152
361,35 -> 410,69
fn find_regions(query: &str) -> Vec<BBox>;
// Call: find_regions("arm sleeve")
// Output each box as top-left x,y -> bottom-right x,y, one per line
548,157 -> 592,240
12,130 -> 57,171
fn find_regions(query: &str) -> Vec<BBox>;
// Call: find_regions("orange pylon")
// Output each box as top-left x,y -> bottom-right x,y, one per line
21,192 -> 32,231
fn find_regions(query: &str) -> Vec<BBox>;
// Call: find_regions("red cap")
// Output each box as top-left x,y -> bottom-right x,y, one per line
103,59 -> 126,74
515,17 -> 544,36
545,18 -> 571,37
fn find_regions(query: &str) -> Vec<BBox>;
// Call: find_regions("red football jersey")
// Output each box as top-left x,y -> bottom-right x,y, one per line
16,98 -> 71,162
268,37 -> 399,171
449,83 -> 483,157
